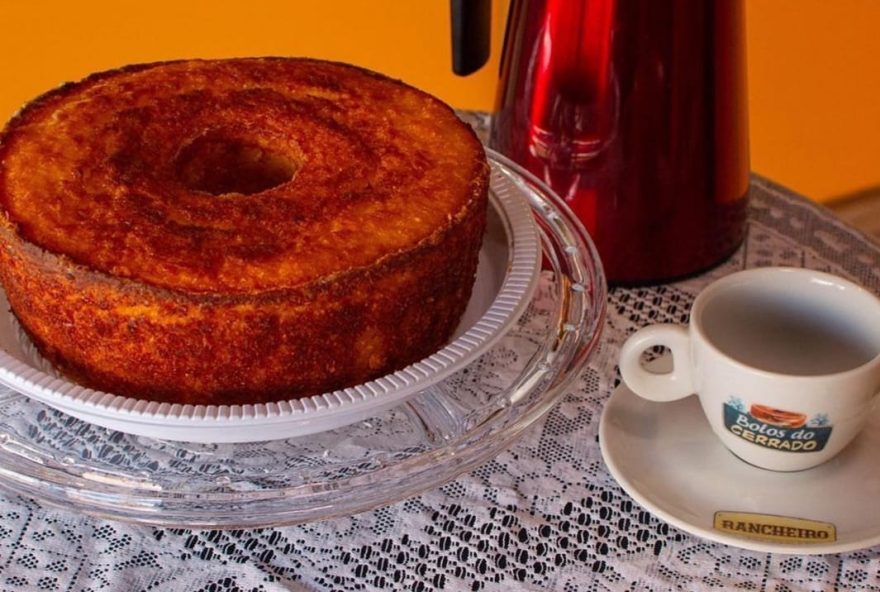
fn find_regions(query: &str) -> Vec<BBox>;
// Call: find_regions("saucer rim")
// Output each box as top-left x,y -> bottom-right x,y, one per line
599,382 -> 880,555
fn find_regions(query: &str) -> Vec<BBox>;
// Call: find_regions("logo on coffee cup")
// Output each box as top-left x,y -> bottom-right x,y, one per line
723,398 -> 832,452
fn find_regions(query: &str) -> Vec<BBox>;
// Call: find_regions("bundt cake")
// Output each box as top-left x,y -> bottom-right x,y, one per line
0,58 -> 489,405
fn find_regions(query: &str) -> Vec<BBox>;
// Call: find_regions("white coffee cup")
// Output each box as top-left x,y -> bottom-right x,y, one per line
619,267 -> 880,471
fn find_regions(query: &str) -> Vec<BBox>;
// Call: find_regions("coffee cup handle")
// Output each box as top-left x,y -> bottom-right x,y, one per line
619,325 -> 694,402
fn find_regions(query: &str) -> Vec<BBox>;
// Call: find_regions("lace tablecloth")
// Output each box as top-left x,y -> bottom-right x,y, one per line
2,172 -> 880,588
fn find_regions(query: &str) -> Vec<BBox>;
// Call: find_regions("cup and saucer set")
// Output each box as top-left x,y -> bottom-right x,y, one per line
601,267 -> 880,554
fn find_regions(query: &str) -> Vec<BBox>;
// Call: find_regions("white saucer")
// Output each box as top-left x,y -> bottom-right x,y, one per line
599,375 -> 880,554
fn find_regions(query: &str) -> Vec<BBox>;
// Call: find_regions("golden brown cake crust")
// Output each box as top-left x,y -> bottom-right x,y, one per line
0,58 -> 489,404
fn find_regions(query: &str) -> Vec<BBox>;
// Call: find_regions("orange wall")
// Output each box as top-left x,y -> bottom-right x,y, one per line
0,1 -> 506,121
746,0 -> 880,201
1,0 -> 877,202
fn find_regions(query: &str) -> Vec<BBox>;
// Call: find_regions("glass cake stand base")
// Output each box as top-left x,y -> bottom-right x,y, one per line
0,152 -> 607,528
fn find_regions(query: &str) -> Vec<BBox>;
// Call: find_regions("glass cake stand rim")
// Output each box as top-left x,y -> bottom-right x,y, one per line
0,150 -> 608,528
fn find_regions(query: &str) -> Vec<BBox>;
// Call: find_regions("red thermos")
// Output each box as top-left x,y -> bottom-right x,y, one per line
452,0 -> 750,285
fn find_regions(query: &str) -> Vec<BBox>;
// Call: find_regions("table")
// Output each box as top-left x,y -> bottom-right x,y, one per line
1,129 -> 879,591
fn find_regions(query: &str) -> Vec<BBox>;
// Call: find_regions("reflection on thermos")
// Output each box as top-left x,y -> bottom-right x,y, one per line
453,0 -> 750,285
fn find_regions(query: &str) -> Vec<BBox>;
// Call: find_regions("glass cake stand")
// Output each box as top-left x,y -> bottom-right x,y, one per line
0,151 -> 607,528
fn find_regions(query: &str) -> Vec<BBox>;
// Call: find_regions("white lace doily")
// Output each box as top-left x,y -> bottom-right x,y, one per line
0,133 -> 878,591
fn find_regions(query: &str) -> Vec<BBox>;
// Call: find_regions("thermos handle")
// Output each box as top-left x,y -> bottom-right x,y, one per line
451,0 -> 491,76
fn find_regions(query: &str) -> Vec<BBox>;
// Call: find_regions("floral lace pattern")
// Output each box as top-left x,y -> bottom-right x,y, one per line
1,150 -> 879,590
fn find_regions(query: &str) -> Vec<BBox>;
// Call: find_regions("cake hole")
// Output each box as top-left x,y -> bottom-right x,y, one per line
175,135 -> 297,195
